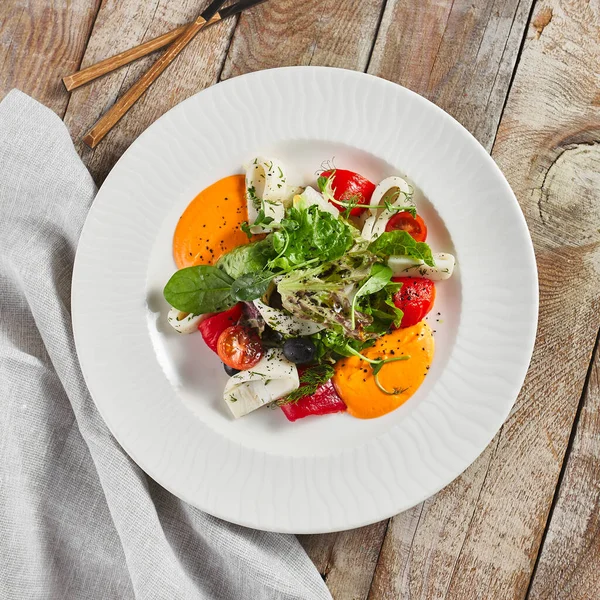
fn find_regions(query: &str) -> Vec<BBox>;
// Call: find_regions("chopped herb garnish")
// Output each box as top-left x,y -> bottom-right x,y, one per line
277,364 -> 335,405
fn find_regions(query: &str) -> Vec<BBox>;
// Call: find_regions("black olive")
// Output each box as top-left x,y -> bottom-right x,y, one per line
271,330 -> 284,344
223,363 -> 240,376
283,338 -> 316,364
261,327 -> 284,348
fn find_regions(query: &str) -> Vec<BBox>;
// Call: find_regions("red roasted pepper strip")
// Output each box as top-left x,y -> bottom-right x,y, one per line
280,377 -> 346,422
198,303 -> 243,353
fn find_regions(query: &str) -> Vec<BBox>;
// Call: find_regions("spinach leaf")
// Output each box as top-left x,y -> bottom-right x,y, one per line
368,230 -> 435,266
216,238 -> 275,279
163,266 -> 234,314
230,270 -> 275,302
350,264 -> 393,329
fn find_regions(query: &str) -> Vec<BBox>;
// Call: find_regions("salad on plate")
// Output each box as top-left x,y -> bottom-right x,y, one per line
163,157 -> 455,421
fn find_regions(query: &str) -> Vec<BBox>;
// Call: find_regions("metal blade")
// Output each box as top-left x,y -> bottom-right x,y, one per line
201,0 -> 229,23
218,0 -> 269,20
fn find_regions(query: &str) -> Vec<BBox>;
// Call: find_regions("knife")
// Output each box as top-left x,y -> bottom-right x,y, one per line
63,0 -> 269,92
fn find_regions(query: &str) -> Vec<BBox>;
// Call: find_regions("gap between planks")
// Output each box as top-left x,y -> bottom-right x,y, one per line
525,326 -> 600,600
61,3 -> 105,121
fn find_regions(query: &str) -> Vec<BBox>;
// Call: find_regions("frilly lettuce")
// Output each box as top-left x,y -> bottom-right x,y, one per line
268,204 -> 354,271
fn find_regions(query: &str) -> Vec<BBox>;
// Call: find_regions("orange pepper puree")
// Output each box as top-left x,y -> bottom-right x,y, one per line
333,322 -> 434,419
173,174 -> 250,269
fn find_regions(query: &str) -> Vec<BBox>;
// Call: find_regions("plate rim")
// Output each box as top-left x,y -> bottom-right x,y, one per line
72,65 -> 539,533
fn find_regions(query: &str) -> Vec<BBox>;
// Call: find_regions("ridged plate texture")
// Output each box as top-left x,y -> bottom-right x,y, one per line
72,67 -> 538,533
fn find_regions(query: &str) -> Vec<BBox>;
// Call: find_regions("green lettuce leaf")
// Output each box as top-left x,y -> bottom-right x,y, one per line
277,252 -> 378,340
268,204 -> 353,271
359,284 -> 403,333
350,264 -> 403,331
350,264 -> 393,328
230,271 -> 275,302
368,230 -> 435,266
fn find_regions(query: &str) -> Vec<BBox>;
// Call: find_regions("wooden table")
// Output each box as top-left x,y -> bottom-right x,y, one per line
2,1 -> 599,598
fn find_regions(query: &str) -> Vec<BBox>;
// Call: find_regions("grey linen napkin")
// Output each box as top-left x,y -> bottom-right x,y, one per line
0,90 -> 331,600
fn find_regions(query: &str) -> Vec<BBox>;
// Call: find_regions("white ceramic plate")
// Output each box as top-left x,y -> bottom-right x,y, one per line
72,66 -> 537,533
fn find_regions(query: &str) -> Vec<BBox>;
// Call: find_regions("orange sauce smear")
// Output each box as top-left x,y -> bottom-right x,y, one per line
173,174 -> 250,269
333,322 -> 434,419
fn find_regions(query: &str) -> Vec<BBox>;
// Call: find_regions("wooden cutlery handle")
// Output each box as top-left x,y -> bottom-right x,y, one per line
62,12 -> 223,92
63,26 -> 187,92
83,14 -> 218,149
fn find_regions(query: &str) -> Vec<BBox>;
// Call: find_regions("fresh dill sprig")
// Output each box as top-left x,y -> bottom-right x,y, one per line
277,364 -> 335,405
247,185 -> 261,210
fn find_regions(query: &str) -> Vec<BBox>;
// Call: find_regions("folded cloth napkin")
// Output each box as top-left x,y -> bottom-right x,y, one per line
0,90 -> 331,600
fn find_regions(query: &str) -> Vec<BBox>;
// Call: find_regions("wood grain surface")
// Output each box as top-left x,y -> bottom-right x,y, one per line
2,0 -> 599,598
369,1 -> 600,598
368,0 -> 536,151
300,522 -> 389,600
516,3 -> 600,598
63,0 -> 238,183
0,0 -> 101,116
221,0 -> 385,77
368,442 -> 499,600
528,337 -> 600,600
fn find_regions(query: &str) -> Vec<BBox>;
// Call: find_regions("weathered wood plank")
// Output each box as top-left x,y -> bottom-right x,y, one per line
0,0 -> 101,116
523,8 -> 600,596
299,522 -> 389,600
528,335 -> 600,600
221,0 -> 385,78
63,0 -> 238,184
368,0 -> 535,151
369,442 -> 498,599
370,1 -> 600,598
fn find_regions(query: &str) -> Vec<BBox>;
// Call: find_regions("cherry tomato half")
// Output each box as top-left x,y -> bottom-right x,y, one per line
385,212 -> 428,242
321,169 -> 376,217
392,278 -> 436,328
217,325 -> 263,370
198,303 -> 243,353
